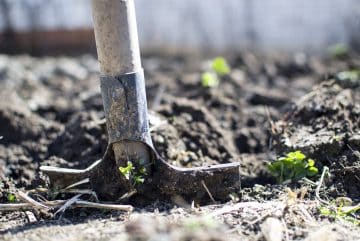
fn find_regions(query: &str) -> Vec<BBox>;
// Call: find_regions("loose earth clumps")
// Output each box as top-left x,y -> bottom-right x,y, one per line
273,79 -> 360,199
0,52 -> 359,240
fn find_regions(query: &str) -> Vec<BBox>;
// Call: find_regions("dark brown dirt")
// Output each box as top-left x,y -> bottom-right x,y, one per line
0,52 -> 359,240
273,79 -> 360,201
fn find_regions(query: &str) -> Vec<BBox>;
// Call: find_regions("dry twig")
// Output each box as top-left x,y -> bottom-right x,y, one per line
74,201 -> 133,211
55,194 -> 82,215
17,191 -> 50,210
281,218 -> 290,241
201,180 -> 217,204
63,178 -> 90,190
315,167 -> 330,205
0,200 -> 133,212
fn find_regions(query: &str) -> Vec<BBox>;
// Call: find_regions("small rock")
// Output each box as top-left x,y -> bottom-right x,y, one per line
349,134 -> 360,146
305,225 -> 342,241
260,217 -> 283,241
25,211 -> 37,223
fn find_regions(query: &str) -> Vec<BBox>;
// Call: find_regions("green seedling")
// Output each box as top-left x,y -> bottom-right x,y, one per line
320,202 -> 360,225
201,57 -> 231,88
328,43 -> 348,59
201,72 -> 219,87
118,160 -> 147,185
139,166 -> 147,175
119,161 -> 134,179
267,151 -> 319,184
7,193 -> 16,203
336,70 -> 359,81
211,57 -> 231,76
133,175 -> 145,184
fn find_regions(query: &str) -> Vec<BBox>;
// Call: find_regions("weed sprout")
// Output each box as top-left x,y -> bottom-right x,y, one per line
201,57 -> 231,88
267,150 -> 319,184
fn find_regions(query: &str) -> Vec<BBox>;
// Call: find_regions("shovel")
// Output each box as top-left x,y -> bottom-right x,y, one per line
40,0 -> 240,202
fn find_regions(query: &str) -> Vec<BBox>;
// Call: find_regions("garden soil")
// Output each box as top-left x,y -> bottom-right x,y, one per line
0,52 -> 359,240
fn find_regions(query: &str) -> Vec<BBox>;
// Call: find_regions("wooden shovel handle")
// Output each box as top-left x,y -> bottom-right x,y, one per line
92,0 -> 142,76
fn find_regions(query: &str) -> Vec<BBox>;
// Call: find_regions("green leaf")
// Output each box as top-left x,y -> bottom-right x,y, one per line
119,162 -> 134,179
201,72 -> 219,88
287,151 -> 305,161
336,70 -> 359,81
139,166 -> 147,175
134,175 -> 145,184
267,163 -> 276,173
320,204 -> 360,225
307,166 -> 318,176
211,57 -> 231,75
281,157 -> 294,165
7,193 -> 16,203
341,205 -> 360,215
267,150 -> 319,184
308,159 -> 315,167
319,206 -> 333,216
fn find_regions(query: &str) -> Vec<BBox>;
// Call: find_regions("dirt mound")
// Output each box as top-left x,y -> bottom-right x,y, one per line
47,111 -> 107,169
0,91 -> 61,186
274,80 -> 360,199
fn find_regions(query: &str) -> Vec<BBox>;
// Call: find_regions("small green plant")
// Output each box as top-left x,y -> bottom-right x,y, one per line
118,160 -> 147,185
320,203 -> 360,225
139,166 -> 147,175
133,175 -> 145,184
267,151 -> 319,183
7,193 -> 16,203
119,161 -> 134,180
201,57 -> 231,88
328,43 -> 348,59
336,70 -> 359,82
211,57 -> 231,76
201,72 -> 219,87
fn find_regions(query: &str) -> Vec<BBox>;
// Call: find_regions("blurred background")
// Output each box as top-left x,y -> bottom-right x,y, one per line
0,0 -> 359,55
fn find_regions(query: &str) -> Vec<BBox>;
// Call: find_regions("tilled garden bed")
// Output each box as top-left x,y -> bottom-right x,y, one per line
0,52 -> 359,240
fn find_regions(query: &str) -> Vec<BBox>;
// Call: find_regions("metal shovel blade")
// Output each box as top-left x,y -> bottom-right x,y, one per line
40,149 -> 240,201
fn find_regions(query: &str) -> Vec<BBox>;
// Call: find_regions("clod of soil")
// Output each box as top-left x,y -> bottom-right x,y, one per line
273,79 -> 360,200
